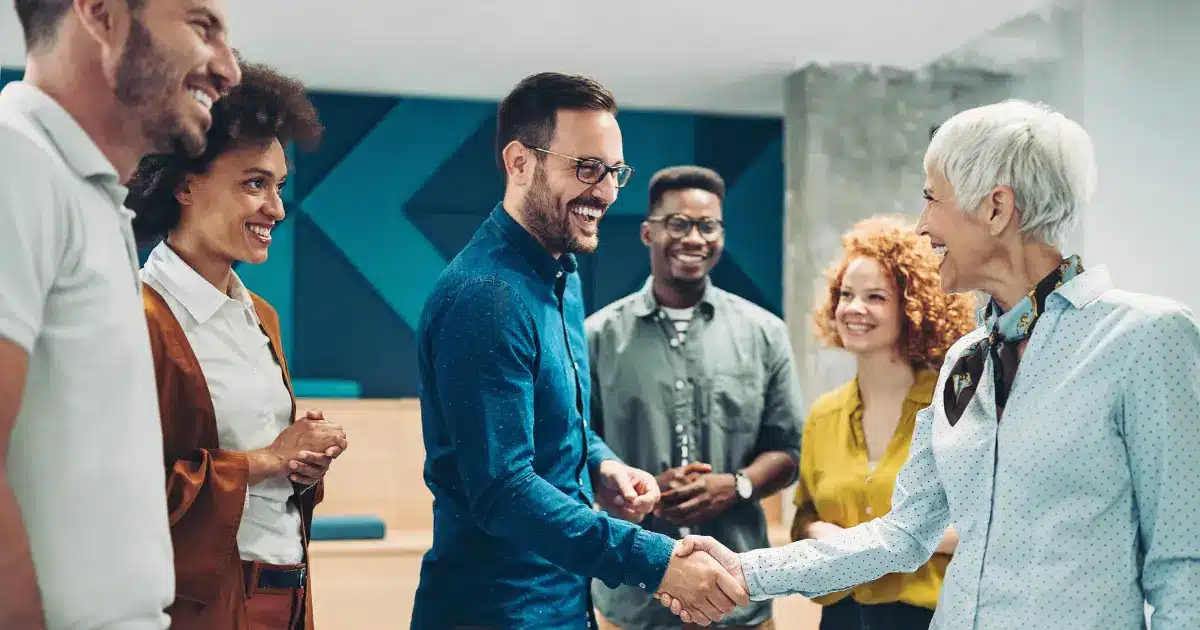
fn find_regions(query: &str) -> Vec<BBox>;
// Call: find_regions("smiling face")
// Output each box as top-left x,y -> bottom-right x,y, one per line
918,171 -> 1006,294
112,0 -> 240,156
834,256 -> 905,358
173,139 -> 288,265
642,188 -> 724,288
520,108 -> 624,255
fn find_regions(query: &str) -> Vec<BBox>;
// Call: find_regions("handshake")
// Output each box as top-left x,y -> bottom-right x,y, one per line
654,536 -> 749,626
592,460 -> 749,626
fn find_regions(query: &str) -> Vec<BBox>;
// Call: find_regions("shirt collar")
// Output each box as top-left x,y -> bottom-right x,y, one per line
630,276 -> 718,319
1050,265 -> 1113,310
143,241 -> 256,326
487,202 -> 577,283
0,81 -> 120,185
842,367 -> 939,412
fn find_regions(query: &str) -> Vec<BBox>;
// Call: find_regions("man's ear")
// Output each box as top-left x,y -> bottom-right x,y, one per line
73,0 -> 129,53
501,141 -> 534,186
640,220 -> 653,247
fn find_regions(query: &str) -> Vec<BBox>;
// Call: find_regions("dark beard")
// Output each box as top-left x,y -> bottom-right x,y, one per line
114,18 -> 203,157
523,166 -> 572,254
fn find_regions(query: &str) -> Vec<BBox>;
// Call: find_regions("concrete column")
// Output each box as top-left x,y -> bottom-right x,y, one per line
782,64 -> 1006,408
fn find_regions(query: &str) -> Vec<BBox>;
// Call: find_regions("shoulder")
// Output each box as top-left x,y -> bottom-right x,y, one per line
584,291 -> 643,337
805,380 -> 856,428
0,121 -> 69,222
715,289 -> 788,334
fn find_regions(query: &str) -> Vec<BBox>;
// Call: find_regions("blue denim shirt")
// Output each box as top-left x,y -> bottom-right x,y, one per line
412,204 -> 676,629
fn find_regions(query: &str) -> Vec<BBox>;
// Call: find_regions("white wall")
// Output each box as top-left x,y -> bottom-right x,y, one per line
1078,0 -> 1200,309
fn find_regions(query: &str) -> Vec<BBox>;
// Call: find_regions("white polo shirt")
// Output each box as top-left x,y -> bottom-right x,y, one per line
0,82 -> 174,629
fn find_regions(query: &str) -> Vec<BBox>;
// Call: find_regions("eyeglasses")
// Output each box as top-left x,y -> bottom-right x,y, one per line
525,145 -> 634,188
646,214 -> 725,241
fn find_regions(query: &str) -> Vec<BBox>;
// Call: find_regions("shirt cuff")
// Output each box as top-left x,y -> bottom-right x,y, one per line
739,551 -> 771,601
623,529 -> 675,593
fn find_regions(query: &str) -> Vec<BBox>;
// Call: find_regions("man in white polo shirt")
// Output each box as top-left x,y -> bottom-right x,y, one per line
0,1 -> 240,628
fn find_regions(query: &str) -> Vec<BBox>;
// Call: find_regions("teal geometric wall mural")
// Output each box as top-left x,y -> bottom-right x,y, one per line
1,68 -> 783,398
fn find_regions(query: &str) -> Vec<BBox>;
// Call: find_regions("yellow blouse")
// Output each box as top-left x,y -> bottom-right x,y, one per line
790,368 -> 949,610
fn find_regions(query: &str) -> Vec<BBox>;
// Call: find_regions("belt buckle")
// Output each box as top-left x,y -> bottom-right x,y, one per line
296,566 -> 307,586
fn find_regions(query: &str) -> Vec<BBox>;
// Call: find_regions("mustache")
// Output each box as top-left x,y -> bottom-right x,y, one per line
567,195 -> 608,211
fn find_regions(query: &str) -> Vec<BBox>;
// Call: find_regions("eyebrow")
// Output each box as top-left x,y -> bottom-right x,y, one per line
189,6 -> 226,35
243,167 -> 285,180
577,154 -> 625,166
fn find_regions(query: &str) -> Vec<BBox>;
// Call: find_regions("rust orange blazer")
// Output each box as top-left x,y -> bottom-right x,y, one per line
143,283 -> 322,630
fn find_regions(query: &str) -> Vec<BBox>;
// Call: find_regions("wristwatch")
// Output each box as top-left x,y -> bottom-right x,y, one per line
734,471 -> 753,501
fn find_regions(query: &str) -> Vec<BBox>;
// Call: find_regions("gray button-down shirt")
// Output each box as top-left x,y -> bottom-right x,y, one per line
586,278 -> 804,629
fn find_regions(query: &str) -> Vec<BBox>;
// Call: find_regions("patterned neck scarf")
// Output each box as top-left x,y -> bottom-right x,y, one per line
943,255 -> 1084,426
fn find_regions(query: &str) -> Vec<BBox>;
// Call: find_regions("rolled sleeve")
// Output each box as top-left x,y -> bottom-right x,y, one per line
0,130 -> 65,353
755,323 -> 804,464
434,279 -> 672,591
1122,306 -> 1200,629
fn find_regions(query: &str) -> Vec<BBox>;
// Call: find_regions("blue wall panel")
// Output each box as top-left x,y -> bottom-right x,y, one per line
2,66 -> 783,398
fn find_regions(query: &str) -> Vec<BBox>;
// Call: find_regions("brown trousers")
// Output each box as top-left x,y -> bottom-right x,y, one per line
243,561 -> 307,630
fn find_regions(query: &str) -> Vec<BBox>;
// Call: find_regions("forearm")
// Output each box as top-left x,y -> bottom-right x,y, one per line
740,513 -> 945,601
586,427 -> 619,474
741,451 -> 797,500
934,525 -> 959,555
0,475 -> 46,630
476,466 -> 674,591
245,449 -> 284,486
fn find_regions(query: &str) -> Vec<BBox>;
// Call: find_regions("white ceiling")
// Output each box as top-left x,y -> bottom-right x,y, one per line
0,0 -> 1051,115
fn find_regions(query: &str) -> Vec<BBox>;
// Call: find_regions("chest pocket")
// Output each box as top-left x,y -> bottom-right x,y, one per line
707,371 -> 762,432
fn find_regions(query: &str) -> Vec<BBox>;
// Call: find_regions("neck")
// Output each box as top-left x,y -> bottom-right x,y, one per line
652,275 -> 705,309
855,350 -> 916,405
24,54 -> 148,184
982,241 -> 1065,312
502,193 -> 561,258
164,236 -> 235,295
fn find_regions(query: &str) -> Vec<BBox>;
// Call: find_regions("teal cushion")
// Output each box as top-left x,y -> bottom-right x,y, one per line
311,515 -> 386,541
292,379 -> 362,398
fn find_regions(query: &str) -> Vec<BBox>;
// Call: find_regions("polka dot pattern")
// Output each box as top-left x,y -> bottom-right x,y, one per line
739,267 -> 1200,629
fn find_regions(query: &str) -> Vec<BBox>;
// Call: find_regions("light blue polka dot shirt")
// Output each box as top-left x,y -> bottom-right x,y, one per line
738,266 -> 1200,629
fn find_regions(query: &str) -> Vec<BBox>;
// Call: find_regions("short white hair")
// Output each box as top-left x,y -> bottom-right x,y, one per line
924,100 -> 1097,247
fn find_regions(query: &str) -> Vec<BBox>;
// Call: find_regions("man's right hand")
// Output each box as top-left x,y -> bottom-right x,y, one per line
657,536 -> 749,625
653,540 -> 748,626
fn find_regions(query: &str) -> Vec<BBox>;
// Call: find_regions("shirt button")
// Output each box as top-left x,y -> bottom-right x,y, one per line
681,446 -> 689,458
638,583 -> 646,589
675,380 -> 685,390
669,338 -> 680,348
865,506 -> 874,516
556,270 -> 563,278
675,424 -> 684,433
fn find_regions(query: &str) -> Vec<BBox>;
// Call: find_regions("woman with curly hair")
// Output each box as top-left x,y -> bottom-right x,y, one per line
790,215 -> 976,630
126,59 -> 347,630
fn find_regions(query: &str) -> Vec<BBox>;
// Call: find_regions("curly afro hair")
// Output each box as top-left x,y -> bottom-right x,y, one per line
812,214 -> 978,370
126,58 -> 323,246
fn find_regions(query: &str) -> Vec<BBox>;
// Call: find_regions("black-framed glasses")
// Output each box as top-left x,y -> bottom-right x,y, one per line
646,214 -> 725,241
526,145 -> 634,188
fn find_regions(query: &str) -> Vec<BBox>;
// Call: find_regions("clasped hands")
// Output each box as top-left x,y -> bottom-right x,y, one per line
260,409 -> 349,486
593,461 -> 748,626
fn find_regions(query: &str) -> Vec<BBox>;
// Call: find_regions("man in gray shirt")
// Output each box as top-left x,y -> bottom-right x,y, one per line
587,166 -> 804,629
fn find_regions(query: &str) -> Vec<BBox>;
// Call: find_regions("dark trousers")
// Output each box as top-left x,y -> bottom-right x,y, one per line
818,598 -> 934,630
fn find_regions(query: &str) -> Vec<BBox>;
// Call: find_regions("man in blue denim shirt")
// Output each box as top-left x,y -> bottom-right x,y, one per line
412,73 -> 749,629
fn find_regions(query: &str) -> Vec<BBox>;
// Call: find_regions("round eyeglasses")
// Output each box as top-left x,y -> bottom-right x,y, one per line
526,145 -> 634,188
646,214 -> 725,241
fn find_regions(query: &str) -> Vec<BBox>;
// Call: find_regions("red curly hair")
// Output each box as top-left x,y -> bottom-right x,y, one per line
812,215 -> 978,370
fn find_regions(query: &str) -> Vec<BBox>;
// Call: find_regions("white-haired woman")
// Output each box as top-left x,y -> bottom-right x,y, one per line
658,100 -> 1200,629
